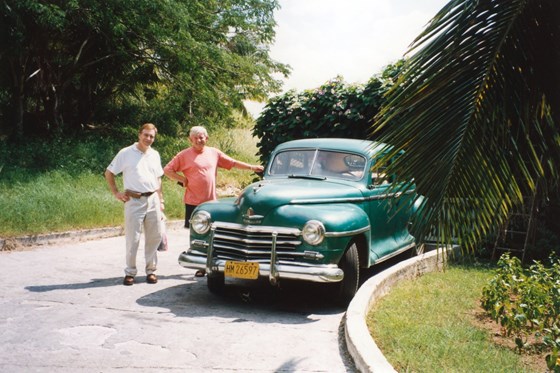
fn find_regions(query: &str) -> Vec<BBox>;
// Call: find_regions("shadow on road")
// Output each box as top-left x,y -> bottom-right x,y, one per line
24,274 -> 188,292
24,248 -> 416,326
136,276 -> 346,323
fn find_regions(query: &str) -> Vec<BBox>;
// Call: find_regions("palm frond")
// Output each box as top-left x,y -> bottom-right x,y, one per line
372,0 -> 560,251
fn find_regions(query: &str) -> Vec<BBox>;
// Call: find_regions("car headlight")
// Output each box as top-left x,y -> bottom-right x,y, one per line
191,211 -> 211,234
302,220 -> 325,245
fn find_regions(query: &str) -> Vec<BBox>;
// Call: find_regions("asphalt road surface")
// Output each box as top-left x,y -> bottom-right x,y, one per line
0,226 -> 357,372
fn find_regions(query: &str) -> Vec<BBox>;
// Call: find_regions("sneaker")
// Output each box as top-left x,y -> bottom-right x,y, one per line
123,276 -> 134,286
146,274 -> 158,284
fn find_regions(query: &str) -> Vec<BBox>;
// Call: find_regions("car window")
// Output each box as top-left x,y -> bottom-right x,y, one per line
371,171 -> 390,185
269,149 -> 366,180
310,151 -> 365,180
269,150 -> 316,175
371,150 -> 404,185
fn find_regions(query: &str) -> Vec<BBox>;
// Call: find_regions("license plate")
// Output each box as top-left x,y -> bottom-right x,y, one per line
224,261 -> 259,280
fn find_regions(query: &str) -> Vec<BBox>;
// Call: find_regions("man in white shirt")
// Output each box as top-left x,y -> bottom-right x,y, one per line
105,123 -> 164,286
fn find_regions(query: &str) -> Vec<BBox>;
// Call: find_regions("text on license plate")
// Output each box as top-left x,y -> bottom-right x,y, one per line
224,261 -> 259,280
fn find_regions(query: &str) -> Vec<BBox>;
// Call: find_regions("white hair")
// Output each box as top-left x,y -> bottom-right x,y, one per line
189,126 -> 208,137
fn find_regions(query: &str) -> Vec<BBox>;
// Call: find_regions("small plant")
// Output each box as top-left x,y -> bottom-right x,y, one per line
481,253 -> 560,371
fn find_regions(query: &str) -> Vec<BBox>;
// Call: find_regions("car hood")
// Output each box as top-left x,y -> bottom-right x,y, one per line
236,178 -> 363,215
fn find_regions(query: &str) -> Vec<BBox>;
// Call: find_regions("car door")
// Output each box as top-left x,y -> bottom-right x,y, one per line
364,155 -> 414,260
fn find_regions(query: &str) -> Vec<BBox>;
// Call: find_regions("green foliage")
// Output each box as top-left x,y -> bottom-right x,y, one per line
481,253 -> 560,369
0,0 -> 289,137
371,0 -> 560,256
0,134 -> 122,180
0,128 -> 260,236
253,74 -> 390,164
368,264 -> 538,372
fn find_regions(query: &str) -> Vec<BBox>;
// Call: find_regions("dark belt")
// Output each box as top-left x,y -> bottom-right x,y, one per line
125,190 -> 155,199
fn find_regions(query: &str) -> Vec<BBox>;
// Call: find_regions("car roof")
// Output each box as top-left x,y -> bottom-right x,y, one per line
273,138 -> 386,157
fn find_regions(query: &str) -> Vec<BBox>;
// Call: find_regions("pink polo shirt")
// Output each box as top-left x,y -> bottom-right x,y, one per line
164,146 -> 235,205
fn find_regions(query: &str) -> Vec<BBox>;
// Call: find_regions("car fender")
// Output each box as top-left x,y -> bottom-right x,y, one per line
264,203 -> 372,265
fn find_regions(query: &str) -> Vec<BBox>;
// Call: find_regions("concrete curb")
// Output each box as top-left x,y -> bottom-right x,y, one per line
345,245 -> 461,373
0,220 -> 185,250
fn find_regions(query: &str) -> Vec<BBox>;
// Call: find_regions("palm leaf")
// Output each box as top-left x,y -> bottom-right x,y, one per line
372,0 -> 560,252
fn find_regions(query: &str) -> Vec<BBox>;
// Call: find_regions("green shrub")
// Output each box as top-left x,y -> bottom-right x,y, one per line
253,76 -> 389,164
0,134 -> 124,180
481,253 -> 560,371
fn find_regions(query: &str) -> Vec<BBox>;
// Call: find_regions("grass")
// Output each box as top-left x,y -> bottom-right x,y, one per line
0,128 -> 261,237
367,263 -> 543,373
0,170 -> 187,236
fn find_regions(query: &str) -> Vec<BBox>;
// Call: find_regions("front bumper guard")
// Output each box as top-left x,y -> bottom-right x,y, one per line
178,250 -> 344,284
181,226 -> 344,284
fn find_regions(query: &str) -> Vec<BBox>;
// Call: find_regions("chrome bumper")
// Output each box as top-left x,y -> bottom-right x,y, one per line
178,250 -> 344,284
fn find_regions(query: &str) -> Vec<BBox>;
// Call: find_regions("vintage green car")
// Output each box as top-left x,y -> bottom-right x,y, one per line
178,138 -> 420,303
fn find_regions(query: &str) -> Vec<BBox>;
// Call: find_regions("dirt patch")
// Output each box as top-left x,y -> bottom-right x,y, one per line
1,238 -> 23,252
470,304 -> 549,372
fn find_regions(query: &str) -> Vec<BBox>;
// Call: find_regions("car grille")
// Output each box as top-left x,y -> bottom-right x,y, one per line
212,223 -> 303,262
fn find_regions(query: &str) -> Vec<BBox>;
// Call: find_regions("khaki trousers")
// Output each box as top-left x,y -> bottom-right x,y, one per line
124,194 -> 162,277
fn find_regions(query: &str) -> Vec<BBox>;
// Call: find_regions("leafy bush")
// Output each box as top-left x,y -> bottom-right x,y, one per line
252,60 -> 408,164
481,253 -> 560,371
0,134 -> 124,180
253,75 -> 389,164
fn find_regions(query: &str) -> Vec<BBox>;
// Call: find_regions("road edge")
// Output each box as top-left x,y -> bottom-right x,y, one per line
0,220 -> 185,251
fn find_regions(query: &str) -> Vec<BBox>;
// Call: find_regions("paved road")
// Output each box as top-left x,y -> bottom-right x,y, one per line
0,226 -> 356,372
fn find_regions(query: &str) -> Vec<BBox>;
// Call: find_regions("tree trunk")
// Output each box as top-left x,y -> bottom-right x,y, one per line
10,59 -> 25,137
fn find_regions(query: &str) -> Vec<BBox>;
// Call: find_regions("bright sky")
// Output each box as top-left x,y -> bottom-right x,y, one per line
245,0 -> 449,117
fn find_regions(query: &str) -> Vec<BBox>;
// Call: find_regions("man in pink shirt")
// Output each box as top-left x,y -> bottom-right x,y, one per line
164,126 -> 263,275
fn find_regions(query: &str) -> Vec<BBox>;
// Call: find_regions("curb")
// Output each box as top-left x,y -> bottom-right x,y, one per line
0,220 -> 185,251
345,245 -> 461,373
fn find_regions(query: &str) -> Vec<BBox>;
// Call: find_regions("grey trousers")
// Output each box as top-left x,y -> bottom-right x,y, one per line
124,194 -> 162,277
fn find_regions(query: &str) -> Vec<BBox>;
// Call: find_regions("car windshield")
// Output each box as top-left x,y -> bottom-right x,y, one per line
268,149 -> 366,181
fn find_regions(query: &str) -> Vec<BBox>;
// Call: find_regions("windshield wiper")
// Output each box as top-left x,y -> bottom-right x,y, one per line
288,174 -> 326,180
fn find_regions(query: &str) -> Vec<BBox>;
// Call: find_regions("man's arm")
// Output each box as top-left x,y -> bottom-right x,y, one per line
163,168 -> 187,187
232,160 -> 264,173
104,169 -> 130,202
157,176 -> 165,210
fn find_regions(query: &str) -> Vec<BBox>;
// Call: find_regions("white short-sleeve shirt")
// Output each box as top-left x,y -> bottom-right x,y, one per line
107,143 -> 163,193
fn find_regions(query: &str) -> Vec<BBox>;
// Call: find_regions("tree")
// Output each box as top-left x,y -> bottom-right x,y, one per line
0,0 -> 289,136
372,0 -> 560,252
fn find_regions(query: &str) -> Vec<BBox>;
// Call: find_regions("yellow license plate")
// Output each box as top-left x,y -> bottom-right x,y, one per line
224,261 -> 259,280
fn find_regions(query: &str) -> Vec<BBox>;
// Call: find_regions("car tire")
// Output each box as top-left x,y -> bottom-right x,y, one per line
336,242 -> 360,305
207,272 -> 225,294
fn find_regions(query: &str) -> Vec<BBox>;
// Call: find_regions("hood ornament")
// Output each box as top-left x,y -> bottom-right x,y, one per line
242,207 -> 263,225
